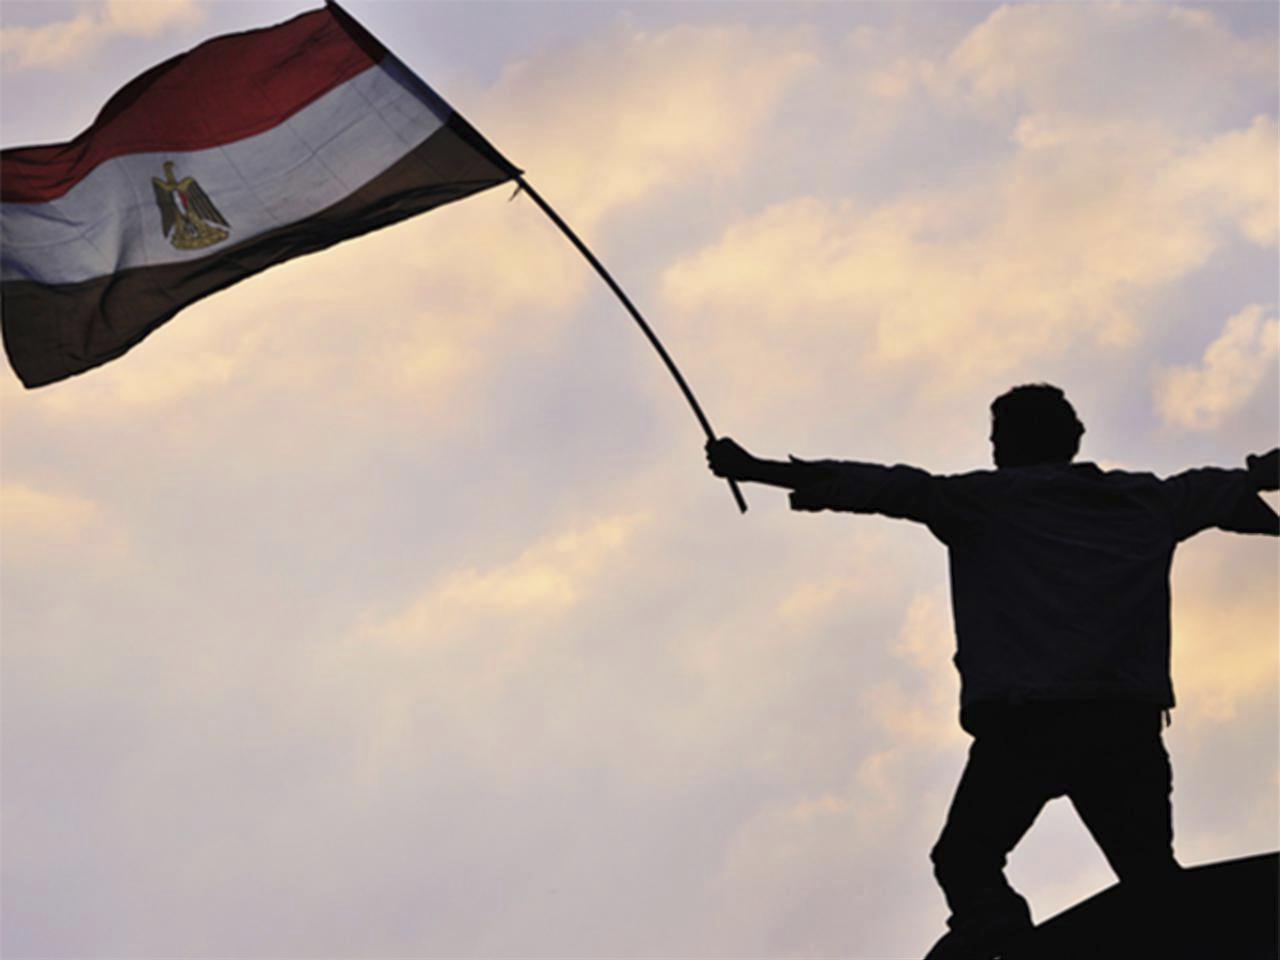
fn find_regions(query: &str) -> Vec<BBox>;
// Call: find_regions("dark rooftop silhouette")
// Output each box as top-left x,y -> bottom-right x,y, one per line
1005,852 -> 1278,959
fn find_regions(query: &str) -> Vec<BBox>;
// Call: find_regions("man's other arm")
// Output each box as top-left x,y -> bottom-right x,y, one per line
705,438 -> 939,524
1164,448 -> 1280,539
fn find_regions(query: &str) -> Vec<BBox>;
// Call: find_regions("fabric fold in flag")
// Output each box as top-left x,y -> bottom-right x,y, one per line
0,2 -> 520,388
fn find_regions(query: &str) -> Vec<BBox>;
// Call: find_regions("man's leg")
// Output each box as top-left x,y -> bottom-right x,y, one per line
1066,705 -> 1179,883
927,726 -> 1051,957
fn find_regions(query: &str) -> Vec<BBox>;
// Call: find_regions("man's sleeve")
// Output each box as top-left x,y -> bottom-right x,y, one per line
788,460 -> 940,525
1161,467 -> 1280,540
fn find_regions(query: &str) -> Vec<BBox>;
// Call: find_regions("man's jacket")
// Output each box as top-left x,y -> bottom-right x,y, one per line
791,461 -> 1278,709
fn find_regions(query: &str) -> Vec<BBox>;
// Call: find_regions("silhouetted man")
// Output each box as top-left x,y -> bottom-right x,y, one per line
705,384 -> 1279,960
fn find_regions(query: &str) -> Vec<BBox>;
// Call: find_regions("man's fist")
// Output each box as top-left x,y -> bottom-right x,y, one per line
789,487 -> 823,511
705,437 -> 756,480
1247,448 -> 1279,491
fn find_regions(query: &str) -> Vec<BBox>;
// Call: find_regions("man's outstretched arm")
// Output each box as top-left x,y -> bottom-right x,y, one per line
1165,447 -> 1280,539
705,437 -> 946,530
1229,447 -> 1280,534
705,437 -> 836,489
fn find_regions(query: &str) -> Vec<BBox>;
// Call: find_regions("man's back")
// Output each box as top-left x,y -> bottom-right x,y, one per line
793,459 -> 1277,709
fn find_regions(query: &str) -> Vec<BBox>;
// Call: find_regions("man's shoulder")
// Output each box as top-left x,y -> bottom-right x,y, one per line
1074,462 -> 1162,485
938,463 -> 1164,493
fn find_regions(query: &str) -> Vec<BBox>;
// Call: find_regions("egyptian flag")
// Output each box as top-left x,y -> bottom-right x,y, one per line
0,2 -> 519,388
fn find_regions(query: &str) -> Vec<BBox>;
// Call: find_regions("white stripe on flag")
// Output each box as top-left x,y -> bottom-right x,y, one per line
1,58 -> 447,285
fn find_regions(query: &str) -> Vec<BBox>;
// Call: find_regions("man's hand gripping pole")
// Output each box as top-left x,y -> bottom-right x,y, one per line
515,175 -> 747,513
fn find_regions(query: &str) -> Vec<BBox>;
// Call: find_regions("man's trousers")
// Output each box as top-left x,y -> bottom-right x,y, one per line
930,701 -> 1180,939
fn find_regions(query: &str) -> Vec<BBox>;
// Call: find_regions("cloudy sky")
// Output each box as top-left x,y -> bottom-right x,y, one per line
2,1 -> 1277,957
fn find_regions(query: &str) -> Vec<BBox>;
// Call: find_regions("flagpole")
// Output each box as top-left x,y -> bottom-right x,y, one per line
514,176 -> 748,514
325,1 -> 742,511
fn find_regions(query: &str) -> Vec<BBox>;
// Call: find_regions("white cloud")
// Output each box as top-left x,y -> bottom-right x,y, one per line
474,22 -> 814,228
1168,114 -> 1280,247
0,482 -> 131,568
366,512 -> 647,645
332,512 -> 652,770
659,113 -> 1277,414
1155,304 -> 1280,430
1173,568 -> 1279,724
950,4 -> 1274,126
864,589 -> 967,749
1,1 -> 204,72
1,483 -> 98,544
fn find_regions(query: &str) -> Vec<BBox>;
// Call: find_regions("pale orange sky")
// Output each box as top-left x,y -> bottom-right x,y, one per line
2,2 -> 1277,957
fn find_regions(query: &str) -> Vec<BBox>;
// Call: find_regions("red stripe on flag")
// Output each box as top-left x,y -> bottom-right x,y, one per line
0,8 -> 383,203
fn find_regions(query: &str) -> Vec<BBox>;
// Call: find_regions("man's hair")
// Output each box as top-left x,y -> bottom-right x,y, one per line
990,383 -> 1085,467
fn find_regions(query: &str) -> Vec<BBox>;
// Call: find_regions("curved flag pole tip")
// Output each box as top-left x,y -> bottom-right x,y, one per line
514,175 -> 748,514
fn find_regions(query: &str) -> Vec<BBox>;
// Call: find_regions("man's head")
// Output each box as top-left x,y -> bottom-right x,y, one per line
990,383 -> 1084,468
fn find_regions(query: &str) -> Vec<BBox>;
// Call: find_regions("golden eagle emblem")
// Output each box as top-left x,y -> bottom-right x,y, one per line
151,161 -> 230,251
